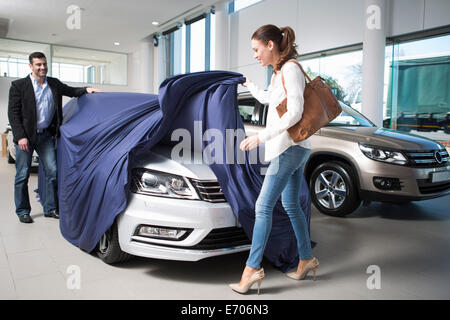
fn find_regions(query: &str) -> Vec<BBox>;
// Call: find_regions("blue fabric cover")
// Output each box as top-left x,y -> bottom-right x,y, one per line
43,71 -> 313,272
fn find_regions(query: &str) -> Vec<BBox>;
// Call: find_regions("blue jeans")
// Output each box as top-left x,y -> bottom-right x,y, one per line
14,132 -> 58,216
246,145 -> 312,269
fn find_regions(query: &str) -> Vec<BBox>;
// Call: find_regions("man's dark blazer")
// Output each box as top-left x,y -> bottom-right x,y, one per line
8,75 -> 87,145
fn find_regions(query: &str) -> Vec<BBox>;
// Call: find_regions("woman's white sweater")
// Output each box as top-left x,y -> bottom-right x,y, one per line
247,60 -> 311,162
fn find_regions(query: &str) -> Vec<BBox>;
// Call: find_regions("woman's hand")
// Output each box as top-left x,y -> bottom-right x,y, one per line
242,75 -> 252,88
240,135 -> 260,151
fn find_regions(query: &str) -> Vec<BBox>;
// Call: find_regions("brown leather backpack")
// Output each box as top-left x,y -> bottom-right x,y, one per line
276,60 -> 342,142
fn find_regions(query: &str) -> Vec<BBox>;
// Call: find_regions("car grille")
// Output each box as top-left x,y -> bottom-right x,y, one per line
404,149 -> 449,167
133,227 -> 251,251
190,179 -> 227,203
191,227 -> 250,250
417,179 -> 450,194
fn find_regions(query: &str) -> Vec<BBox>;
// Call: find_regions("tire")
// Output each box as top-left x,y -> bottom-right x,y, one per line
96,219 -> 132,264
309,161 -> 361,217
8,151 -> 15,164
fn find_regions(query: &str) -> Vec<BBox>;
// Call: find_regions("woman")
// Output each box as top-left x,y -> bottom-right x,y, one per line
229,25 -> 319,295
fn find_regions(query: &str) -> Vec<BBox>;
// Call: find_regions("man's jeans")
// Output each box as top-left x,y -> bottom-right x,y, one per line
246,145 -> 312,269
14,132 -> 57,216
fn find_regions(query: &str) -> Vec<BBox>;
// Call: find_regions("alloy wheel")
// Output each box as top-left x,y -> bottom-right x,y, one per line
314,170 -> 347,209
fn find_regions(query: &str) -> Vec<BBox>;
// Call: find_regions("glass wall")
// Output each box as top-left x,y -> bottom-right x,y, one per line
0,38 -> 51,78
166,12 -> 214,76
0,38 -> 127,85
385,34 -> 450,146
230,0 -> 264,12
300,50 -> 363,111
52,45 -> 127,85
189,18 -> 206,73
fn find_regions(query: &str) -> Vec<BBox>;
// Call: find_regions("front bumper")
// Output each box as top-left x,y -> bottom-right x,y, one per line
357,154 -> 450,201
117,192 -> 250,261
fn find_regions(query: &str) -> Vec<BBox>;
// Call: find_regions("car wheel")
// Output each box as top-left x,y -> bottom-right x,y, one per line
309,161 -> 361,217
96,220 -> 132,264
8,151 -> 15,164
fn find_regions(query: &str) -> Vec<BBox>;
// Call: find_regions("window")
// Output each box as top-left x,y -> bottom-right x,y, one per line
189,18 -> 206,72
0,38 -> 51,78
238,98 -> 256,124
52,45 -> 127,85
300,49 -> 363,111
385,33 -> 450,145
238,96 -> 267,126
0,57 -> 29,78
0,38 -> 127,85
229,0 -> 264,13
167,12 -> 214,75
165,25 -> 185,76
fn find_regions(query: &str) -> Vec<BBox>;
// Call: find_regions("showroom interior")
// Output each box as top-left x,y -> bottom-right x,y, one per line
0,0 -> 449,300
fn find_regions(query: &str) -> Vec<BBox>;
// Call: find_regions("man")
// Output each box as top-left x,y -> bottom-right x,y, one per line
8,52 -> 101,223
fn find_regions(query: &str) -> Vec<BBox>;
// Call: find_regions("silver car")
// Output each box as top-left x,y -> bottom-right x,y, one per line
96,145 -> 251,264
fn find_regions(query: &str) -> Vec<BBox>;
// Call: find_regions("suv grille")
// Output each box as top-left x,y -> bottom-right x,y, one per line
190,179 -> 226,203
405,149 -> 449,167
417,179 -> 450,194
191,227 -> 250,250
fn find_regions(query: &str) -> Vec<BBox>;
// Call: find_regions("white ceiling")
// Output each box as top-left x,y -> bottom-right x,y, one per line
0,0 -> 220,54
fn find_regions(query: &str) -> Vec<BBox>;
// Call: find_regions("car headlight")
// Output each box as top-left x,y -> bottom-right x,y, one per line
359,144 -> 408,165
131,168 -> 199,200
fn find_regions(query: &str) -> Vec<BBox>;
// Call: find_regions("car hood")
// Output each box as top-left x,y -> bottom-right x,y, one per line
130,144 -> 217,180
319,126 -> 444,151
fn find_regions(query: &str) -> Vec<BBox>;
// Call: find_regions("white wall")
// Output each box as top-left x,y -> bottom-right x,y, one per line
389,0 -> 450,35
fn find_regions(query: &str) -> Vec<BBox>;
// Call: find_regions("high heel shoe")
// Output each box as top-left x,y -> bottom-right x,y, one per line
286,257 -> 319,281
229,268 -> 265,295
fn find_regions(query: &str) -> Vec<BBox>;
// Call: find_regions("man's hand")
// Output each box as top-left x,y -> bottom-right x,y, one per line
86,87 -> 102,94
240,135 -> 260,151
18,138 -> 29,152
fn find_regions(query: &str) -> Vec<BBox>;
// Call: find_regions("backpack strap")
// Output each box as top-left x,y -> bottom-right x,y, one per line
280,59 -> 311,95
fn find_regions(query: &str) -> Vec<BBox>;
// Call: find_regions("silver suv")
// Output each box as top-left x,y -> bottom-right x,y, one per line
239,92 -> 450,217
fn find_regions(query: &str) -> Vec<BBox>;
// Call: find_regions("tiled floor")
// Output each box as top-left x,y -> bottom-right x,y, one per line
0,159 -> 449,300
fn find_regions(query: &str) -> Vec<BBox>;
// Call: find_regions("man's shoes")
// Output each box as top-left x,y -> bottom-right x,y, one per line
19,214 -> 34,223
44,210 -> 60,219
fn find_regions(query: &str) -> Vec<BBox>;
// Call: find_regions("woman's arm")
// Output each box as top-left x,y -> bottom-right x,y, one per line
258,63 -> 305,143
245,75 -> 273,105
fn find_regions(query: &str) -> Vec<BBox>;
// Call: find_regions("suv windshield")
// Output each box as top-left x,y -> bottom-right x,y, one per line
237,94 -> 375,128
328,103 -> 375,127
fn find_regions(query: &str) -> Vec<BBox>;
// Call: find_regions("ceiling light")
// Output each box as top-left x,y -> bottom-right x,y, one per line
152,21 -> 159,26
114,42 -> 120,46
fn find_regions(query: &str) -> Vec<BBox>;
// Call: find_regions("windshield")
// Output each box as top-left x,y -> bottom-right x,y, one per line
327,103 -> 375,127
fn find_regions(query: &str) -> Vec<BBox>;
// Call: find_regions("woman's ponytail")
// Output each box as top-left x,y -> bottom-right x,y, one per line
277,26 -> 298,70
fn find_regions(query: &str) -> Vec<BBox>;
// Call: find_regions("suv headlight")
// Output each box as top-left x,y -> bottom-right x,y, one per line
359,144 -> 407,165
131,168 -> 199,200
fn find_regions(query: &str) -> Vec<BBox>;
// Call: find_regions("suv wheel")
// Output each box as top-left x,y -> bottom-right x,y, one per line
96,220 -> 132,264
309,161 -> 361,217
